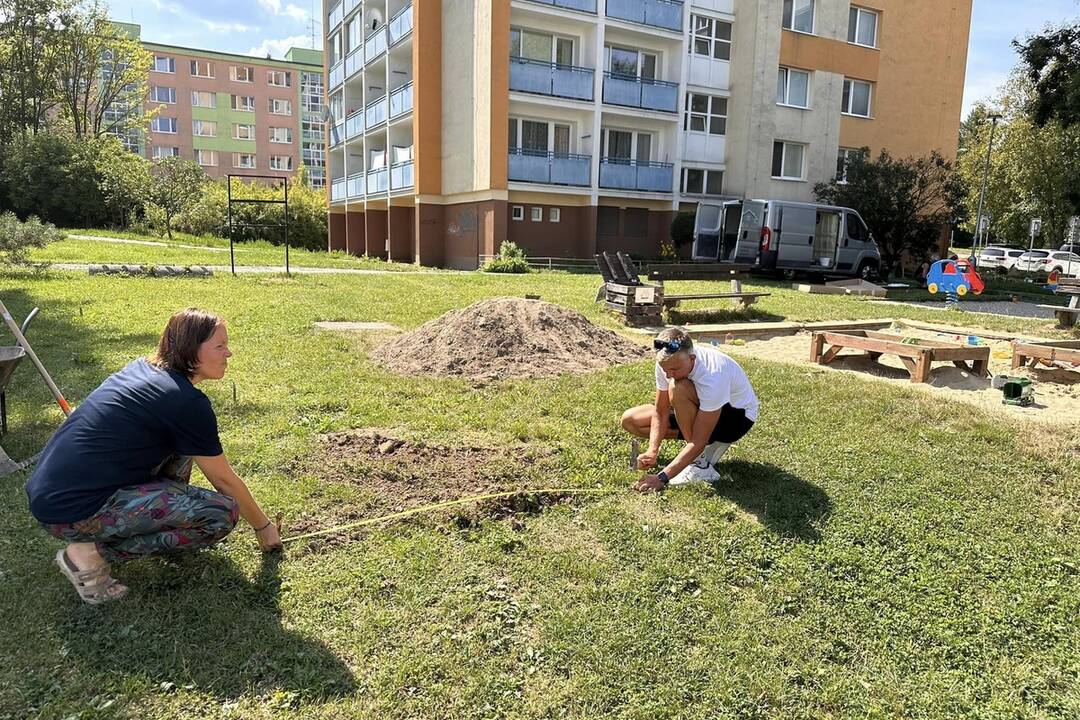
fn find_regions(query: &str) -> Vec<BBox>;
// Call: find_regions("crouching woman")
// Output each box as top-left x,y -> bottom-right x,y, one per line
26,308 -> 281,605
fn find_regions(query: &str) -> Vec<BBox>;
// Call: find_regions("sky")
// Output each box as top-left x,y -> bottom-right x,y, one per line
108,0 -> 1079,117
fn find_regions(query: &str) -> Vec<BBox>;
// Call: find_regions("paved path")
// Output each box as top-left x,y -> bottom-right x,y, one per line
67,233 -> 238,253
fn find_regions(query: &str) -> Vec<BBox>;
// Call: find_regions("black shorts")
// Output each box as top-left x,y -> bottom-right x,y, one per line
669,404 -> 754,444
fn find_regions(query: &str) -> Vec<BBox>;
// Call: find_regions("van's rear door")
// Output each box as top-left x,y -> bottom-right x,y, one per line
692,202 -> 723,261
734,200 -> 766,264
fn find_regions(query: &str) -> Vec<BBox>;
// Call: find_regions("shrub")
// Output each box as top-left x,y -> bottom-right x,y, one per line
670,211 -> 695,248
3,133 -> 104,226
482,240 -> 531,273
0,212 -> 63,266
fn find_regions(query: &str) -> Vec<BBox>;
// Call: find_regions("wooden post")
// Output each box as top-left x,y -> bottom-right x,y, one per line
811,334 -> 825,363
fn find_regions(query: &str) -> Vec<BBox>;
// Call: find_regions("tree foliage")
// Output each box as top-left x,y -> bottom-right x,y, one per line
0,211 -> 63,266
145,157 -> 207,240
814,150 -> 964,275
0,0 -> 67,149
1015,23 -> 1080,128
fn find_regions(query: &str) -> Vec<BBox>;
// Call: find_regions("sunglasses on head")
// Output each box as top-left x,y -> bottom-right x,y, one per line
653,338 -> 687,353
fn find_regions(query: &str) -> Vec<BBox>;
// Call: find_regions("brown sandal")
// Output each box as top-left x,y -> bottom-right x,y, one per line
55,549 -> 129,605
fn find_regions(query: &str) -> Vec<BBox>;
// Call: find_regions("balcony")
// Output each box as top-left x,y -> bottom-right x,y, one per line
389,82 -> 413,119
344,0 -> 360,15
390,160 -> 414,190
365,28 -> 387,63
328,1 -> 343,30
345,48 -> 362,79
367,167 -> 389,194
602,73 -> 678,112
522,0 -> 597,13
366,96 -> 387,127
329,61 -> 344,88
347,172 -> 364,199
605,0 -> 683,31
331,178 -> 346,201
345,110 -> 364,140
389,4 -> 413,45
599,158 -> 674,192
509,58 -> 593,101
330,120 -> 345,147
508,149 -> 591,187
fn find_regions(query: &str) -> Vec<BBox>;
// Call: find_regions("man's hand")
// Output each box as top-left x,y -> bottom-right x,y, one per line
636,449 -> 658,470
633,474 -> 666,493
255,523 -> 283,552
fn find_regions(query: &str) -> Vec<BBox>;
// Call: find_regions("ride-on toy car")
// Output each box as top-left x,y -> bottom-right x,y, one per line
926,259 -> 985,296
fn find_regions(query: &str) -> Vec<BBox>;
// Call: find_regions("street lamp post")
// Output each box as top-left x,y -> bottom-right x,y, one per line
972,113 -> 1003,262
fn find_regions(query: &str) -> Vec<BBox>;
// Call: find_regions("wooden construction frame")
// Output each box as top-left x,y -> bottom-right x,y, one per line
1011,339 -> 1080,370
810,330 -> 991,384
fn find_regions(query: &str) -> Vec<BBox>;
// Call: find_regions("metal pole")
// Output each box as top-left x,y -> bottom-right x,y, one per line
284,177 -> 290,276
227,176 -> 236,275
973,114 -> 1001,261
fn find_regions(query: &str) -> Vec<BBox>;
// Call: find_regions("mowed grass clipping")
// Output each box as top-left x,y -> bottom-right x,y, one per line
0,268 -> 1078,719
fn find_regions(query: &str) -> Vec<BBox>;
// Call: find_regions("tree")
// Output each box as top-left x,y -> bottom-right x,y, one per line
145,158 -> 206,240
814,150 -> 964,276
0,211 -> 62,266
91,134 -> 151,225
1015,23 -> 1080,128
3,132 -> 105,225
0,0 -> 68,150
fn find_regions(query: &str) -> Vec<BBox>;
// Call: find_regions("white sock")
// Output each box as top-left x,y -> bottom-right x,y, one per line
704,442 -> 730,465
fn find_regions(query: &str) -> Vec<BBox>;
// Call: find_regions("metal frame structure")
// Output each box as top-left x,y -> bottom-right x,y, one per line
226,175 -> 291,275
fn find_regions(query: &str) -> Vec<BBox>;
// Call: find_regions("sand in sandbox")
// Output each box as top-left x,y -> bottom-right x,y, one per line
371,297 -> 650,380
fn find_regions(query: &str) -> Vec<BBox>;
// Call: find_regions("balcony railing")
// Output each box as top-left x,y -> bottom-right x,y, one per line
522,0 -> 597,13
347,172 -> 364,198
328,1 -> 343,29
331,178 -> 346,201
389,4 -> 413,45
509,58 -> 593,101
365,28 -> 388,63
367,167 -> 389,194
508,149 -> 591,187
329,61 -> 344,88
344,0 -> 360,16
330,120 -> 345,147
345,110 -> 364,140
389,82 -> 414,118
345,48 -> 362,79
390,160 -> 414,190
605,0 -> 683,31
602,72 -> 678,112
598,158 -> 674,192
365,96 -> 387,127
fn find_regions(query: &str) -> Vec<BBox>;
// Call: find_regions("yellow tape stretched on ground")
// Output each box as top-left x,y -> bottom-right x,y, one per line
282,487 -> 620,544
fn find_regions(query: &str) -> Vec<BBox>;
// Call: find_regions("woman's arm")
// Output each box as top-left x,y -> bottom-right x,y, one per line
193,454 -> 282,550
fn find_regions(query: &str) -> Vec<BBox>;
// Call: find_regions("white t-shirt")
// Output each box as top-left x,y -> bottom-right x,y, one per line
655,346 -> 759,421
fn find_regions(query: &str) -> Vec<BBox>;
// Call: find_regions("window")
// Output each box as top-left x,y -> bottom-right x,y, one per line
232,95 -> 255,112
782,0 -> 814,33
234,123 -> 256,140
268,70 -> 292,87
303,146 -> 325,165
270,127 -> 293,144
302,72 -> 325,112
150,86 -> 175,104
195,149 -> 218,167
512,205 -> 524,221
836,148 -> 865,183
233,153 -> 257,169
190,60 -> 214,78
151,146 -> 179,159
681,168 -> 724,196
600,128 -> 652,163
231,65 -> 254,82
549,208 -> 561,223
846,213 -> 868,242
508,117 -> 573,154
510,28 -> 574,65
192,120 -> 216,137
848,7 -> 879,48
530,207 -> 542,222
777,67 -> 810,108
269,98 -> 292,115
346,18 -> 361,53
772,141 -> 806,180
690,15 -> 732,61
684,93 -> 728,135
153,56 -> 175,73
842,78 -> 872,117
191,91 -> 216,108
269,155 -> 294,171
605,46 -> 657,80
151,116 -> 177,134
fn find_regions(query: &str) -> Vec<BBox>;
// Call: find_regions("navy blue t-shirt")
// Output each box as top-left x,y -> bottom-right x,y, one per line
26,358 -> 224,524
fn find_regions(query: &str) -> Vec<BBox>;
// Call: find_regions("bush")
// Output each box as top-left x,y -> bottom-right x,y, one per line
670,211 -> 695,248
482,240 -> 531,273
3,133 -> 104,226
0,212 -> 63,266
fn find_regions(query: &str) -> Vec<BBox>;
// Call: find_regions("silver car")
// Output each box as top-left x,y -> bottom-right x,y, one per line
1015,250 -> 1080,276
978,246 -> 1025,272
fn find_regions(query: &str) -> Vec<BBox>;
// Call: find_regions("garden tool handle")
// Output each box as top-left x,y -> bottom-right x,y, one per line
0,299 -> 71,416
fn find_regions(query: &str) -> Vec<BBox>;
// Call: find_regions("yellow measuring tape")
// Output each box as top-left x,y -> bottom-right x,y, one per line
282,487 -> 620,544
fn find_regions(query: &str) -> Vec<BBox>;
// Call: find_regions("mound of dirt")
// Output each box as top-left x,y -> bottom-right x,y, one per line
371,297 -> 649,379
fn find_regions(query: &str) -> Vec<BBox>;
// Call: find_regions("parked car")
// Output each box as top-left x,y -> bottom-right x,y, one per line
1061,243 -> 1080,254
692,199 -> 881,279
1014,250 -> 1080,276
977,246 -> 1026,272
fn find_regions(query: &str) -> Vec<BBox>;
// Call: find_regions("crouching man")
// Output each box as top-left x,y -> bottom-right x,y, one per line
621,328 -> 759,492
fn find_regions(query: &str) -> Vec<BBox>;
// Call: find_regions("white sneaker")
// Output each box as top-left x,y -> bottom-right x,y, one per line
669,454 -> 721,486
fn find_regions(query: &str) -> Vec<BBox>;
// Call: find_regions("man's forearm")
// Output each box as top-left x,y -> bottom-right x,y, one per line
648,410 -> 668,453
662,440 -> 706,478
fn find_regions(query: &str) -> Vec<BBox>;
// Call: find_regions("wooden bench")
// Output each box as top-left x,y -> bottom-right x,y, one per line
661,288 -> 771,312
644,263 -> 769,312
595,252 -> 663,327
811,330 -> 990,384
1038,277 -> 1080,328
1012,339 -> 1080,370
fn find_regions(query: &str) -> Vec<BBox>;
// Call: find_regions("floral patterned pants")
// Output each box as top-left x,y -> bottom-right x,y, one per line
40,455 -> 239,563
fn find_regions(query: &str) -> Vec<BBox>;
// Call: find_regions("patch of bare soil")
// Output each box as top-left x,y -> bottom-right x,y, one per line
371,297 -> 649,380
288,429 -> 571,549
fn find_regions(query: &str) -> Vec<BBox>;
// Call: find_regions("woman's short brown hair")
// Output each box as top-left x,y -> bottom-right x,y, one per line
149,308 -> 223,377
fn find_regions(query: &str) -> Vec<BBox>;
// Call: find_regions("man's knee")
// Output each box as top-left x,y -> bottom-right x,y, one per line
671,378 -> 699,406
620,407 -> 638,432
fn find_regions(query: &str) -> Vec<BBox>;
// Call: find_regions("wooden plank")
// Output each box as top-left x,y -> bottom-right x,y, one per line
1012,342 -> 1080,365
899,356 -> 918,375
810,333 -> 825,363
820,345 -> 844,364
914,351 -> 932,383
818,331 -> 923,360
664,292 -> 770,301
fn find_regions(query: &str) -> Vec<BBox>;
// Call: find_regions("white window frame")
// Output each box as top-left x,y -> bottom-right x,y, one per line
509,27 -> 575,65
604,45 -> 658,80
684,92 -> 728,136
192,120 -> 217,137
600,128 -> 654,163
151,117 -> 177,134
233,153 -> 257,169
681,168 -> 725,196
772,141 -> 806,181
269,155 -> 294,171
689,14 -> 732,62
782,0 -> 815,34
269,98 -> 292,116
269,127 -> 293,144
848,7 -> 879,49
512,205 -> 524,221
836,147 -> 865,184
191,90 -> 216,108
195,149 -> 218,167
549,208 -> 561,223
508,117 -> 574,155
842,78 -> 873,118
233,123 -> 256,140
268,70 -> 292,87
530,207 -> 543,222
189,59 -> 214,78
231,65 -> 254,83
232,95 -> 255,112
151,146 -> 179,159
776,67 -> 811,109
152,56 -> 174,73
150,86 -> 175,104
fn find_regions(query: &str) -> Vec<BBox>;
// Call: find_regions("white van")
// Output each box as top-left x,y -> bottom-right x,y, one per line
692,199 -> 882,279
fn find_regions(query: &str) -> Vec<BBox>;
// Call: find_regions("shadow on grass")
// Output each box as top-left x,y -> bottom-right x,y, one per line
58,551 -> 356,701
710,459 -> 831,542
667,307 -> 786,325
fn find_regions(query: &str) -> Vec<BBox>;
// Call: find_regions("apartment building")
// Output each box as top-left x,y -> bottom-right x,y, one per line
323,0 -> 971,267
112,23 -> 327,187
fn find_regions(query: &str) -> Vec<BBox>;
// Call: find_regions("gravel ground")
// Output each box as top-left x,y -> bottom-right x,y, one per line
902,300 -> 1058,320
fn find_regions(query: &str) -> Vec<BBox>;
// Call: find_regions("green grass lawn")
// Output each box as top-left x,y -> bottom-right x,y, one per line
1,267 -> 1078,719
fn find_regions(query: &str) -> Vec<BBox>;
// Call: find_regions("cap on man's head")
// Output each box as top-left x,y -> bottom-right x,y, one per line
654,327 -> 693,361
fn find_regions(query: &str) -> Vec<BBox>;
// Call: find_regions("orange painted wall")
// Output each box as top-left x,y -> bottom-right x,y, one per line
413,0 -> 442,195
489,0 -> 510,190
